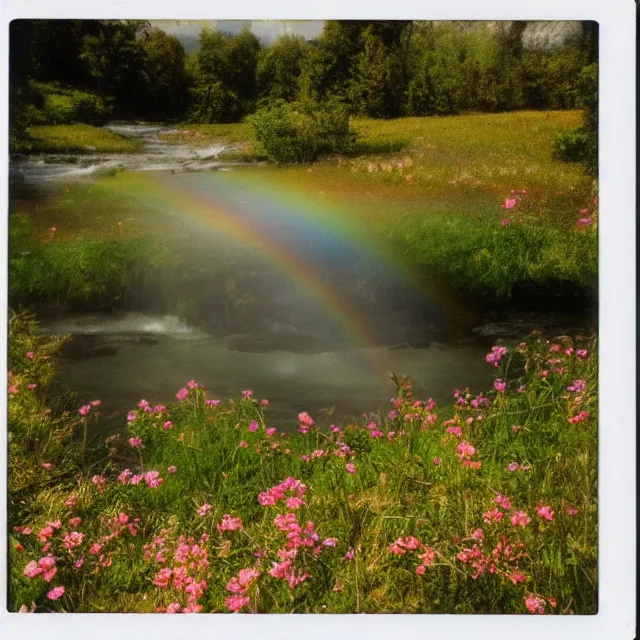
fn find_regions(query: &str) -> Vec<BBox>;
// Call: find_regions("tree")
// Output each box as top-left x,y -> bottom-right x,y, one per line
257,35 -> 308,103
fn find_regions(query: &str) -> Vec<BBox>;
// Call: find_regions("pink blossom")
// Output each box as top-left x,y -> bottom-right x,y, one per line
536,504 -> 554,521
567,379 -> 586,393
345,463 -> 356,474
166,602 -> 181,613
198,503 -> 212,517
90,400 -> 102,407
127,411 -> 137,422
89,543 -> 103,555
576,217 -> 593,229
47,586 -> 65,600
118,469 -> 133,484
298,412 -> 314,426
217,514 -> 243,533
524,594 -> 546,614
168,465 -> 177,474
265,427 -> 277,437
483,508 -> 504,525
493,379 -> 506,393
187,380 -> 201,389
446,426 -> 463,438
576,349 -> 589,359
568,410 -> 590,424
248,420 -> 259,432
260,398 -> 269,406
63,532 -> 84,550
509,570 -> 527,584
485,346 -> 507,367
39,462 -> 54,470
68,517 -> 81,527
298,425 -> 310,435
128,436 -> 143,448
285,497 -> 305,510
225,595 -> 250,612
91,475 -> 107,491
241,390 -> 253,399
24,561 -> 42,578
343,547 -> 355,561
176,388 -> 189,401
566,505 -> 579,516
163,421 -> 173,430
143,470 -> 163,488
78,404 -> 92,416
494,494 -> 511,510
26,351 -> 35,360
456,441 -> 476,460
507,462 -> 520,472
501,218 -> 511,227
239,440 -> 248,448
27,383 -> 37,391
503,197 -> 518,209
432,457 -> 442,466
511,511 -> 531,528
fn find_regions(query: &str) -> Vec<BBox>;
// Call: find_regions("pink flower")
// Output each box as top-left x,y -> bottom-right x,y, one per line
166,602 -> 181,613
187,380 -> 201,389
567,379 -> 586,393
39,462 -> 54,470
127,411 -> 137,422
78,404 -> 92,416
47,586 -> 65,600
509,570 -> 527,584
524,594 -> 546,614
198,503 -> 212,517
343,547 -> 355,561
89,543 -> 103,555
91,475 -> 107,491
298,412 -> 314,427
63,532 -> 84,550
483,508 -> 504,524
176,388 -> 189,401
128,436 -> 143,448
511,511 -> 531,528
68,517 -> 81,527
205,399 -> 220,407
536,504 -> 554,521
566,505 -> 579,516
24,561 -> 42,578
298,425 -> 310,435
225,595 -> 250,612
168,465 -> 177,474
217,514 -> 243,533
241,390 -> 253,399
576,217 -> 593,229
163,421 -> 173,430
260,399 -> 269,406
248,420 -> 259,432
432,457 -> 442,466
285,497 -> 305,510
493,379 -> 506,393
456,441 -> 476,460
485,346 -> 507,367
265,427 -> 277,437
507,462 -> 520,472
576,349 -> 589,359
503,197 -> 517,209
50,227 -> 57,233
501,218 -> 511,227
494,494 -> 511,510
26,351 -> 35,360
239,440 -> 248,448
118,469 -> 133,485
345,463 -> 356,474
568,411 -> 590,424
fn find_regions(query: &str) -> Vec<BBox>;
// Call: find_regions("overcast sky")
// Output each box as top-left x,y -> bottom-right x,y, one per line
152,20 -> 325,51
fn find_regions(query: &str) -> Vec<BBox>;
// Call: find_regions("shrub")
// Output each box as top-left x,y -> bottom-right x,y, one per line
248,99 -> 357,164
31,82 -> 112,126
553,128 -> 591,163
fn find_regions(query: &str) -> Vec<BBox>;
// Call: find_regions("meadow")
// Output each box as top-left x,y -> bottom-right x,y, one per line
8,311 -> 597,614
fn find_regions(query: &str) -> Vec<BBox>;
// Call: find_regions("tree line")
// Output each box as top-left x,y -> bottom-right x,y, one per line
10,20 -> 597,136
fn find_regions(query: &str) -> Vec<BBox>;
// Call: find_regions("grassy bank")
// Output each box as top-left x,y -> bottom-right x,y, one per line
8,312 -> 597,614
11,124 -> 142,155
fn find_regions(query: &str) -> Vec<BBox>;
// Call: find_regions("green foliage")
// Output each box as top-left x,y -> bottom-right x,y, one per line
257,35 -> 309,103
249,99 -> 357,164
7,323 -> 598,614
30,82 -> 112,125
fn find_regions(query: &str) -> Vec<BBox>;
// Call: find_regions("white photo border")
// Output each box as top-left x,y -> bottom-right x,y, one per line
0,1 -> 635,639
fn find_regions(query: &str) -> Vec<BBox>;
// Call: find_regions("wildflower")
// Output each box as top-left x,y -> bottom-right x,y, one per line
239,440 -> 248,448
168,465 -> 177,474
163,421 -> 173,430
493,379 -> 506,393
153,567 -> 173,588
78,404 -> 92,416
536,504 -> 554,521
176,388 -> 189,401
483,509 -> 504,525
568,411 -> 590,424
511,511 -> 531,528
509,570 -> 527,584
128,436 -> 143,448
217,514 -> 243,533
524,594 -> 545,614
432,457 -> 442,466
225,595 -> 250,612
494,494 -> 511,510
485,346 -> 507,367
576,217 -> 593,230
388,409 -> 399,420
63,532 -> 84,550
241,390 -> 253,399
576,349 -> 589,359
47,586 -> 65,600
50,226 -> 57,233
265,427 -> 277,437
91,475 -> 107,492
502,197 -> 517,209
205,399 -> 220,407
345,463 -> 356,474
248,420 -> 259,432
166,602 -> 181,613
198,503 -> 212,517
26,351 -> 35,360
462,460 -> 482,469
127,411 -> 137,422
567,379 -> 586,393
285,497 -> 305,509
64,494 -> 78,509
74,556 -> 84,569
89,543 -> 102,555
343,547 -> 355,561
456,441 -> 476,460
39,462 -> 54,470
566,505 -> 579,516
507,462 -> 520,472
260,399 -> 269,406
298,412 -> 314,427
501,218 -> 511,227
187,380 -> 201,389
446,426 -> 463,438
24,561 -> 43,578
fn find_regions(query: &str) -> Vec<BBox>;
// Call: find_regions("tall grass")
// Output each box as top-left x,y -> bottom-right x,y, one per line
8,314 -> 597,614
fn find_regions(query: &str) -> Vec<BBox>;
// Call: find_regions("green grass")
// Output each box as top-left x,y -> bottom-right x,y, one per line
8,313 -> 597,614
12,124 -> 142,155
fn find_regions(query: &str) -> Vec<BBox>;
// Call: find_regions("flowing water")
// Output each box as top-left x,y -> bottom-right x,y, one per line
9,124 -> 590,431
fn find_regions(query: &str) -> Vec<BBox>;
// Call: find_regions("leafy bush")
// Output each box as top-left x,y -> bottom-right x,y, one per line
552,128 -> 591,163
248,99 -> 357,164
30,82 -> 112,126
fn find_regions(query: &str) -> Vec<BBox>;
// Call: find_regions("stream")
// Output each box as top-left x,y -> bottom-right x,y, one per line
9,123 -> 593,431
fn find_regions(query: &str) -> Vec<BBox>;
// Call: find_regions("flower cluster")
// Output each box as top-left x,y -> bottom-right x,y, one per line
388,536 -> 436,575
225,568 -> 260,612
258,477 -> 307,509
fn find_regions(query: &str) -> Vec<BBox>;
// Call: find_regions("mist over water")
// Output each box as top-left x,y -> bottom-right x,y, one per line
11,123 -> 564,430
